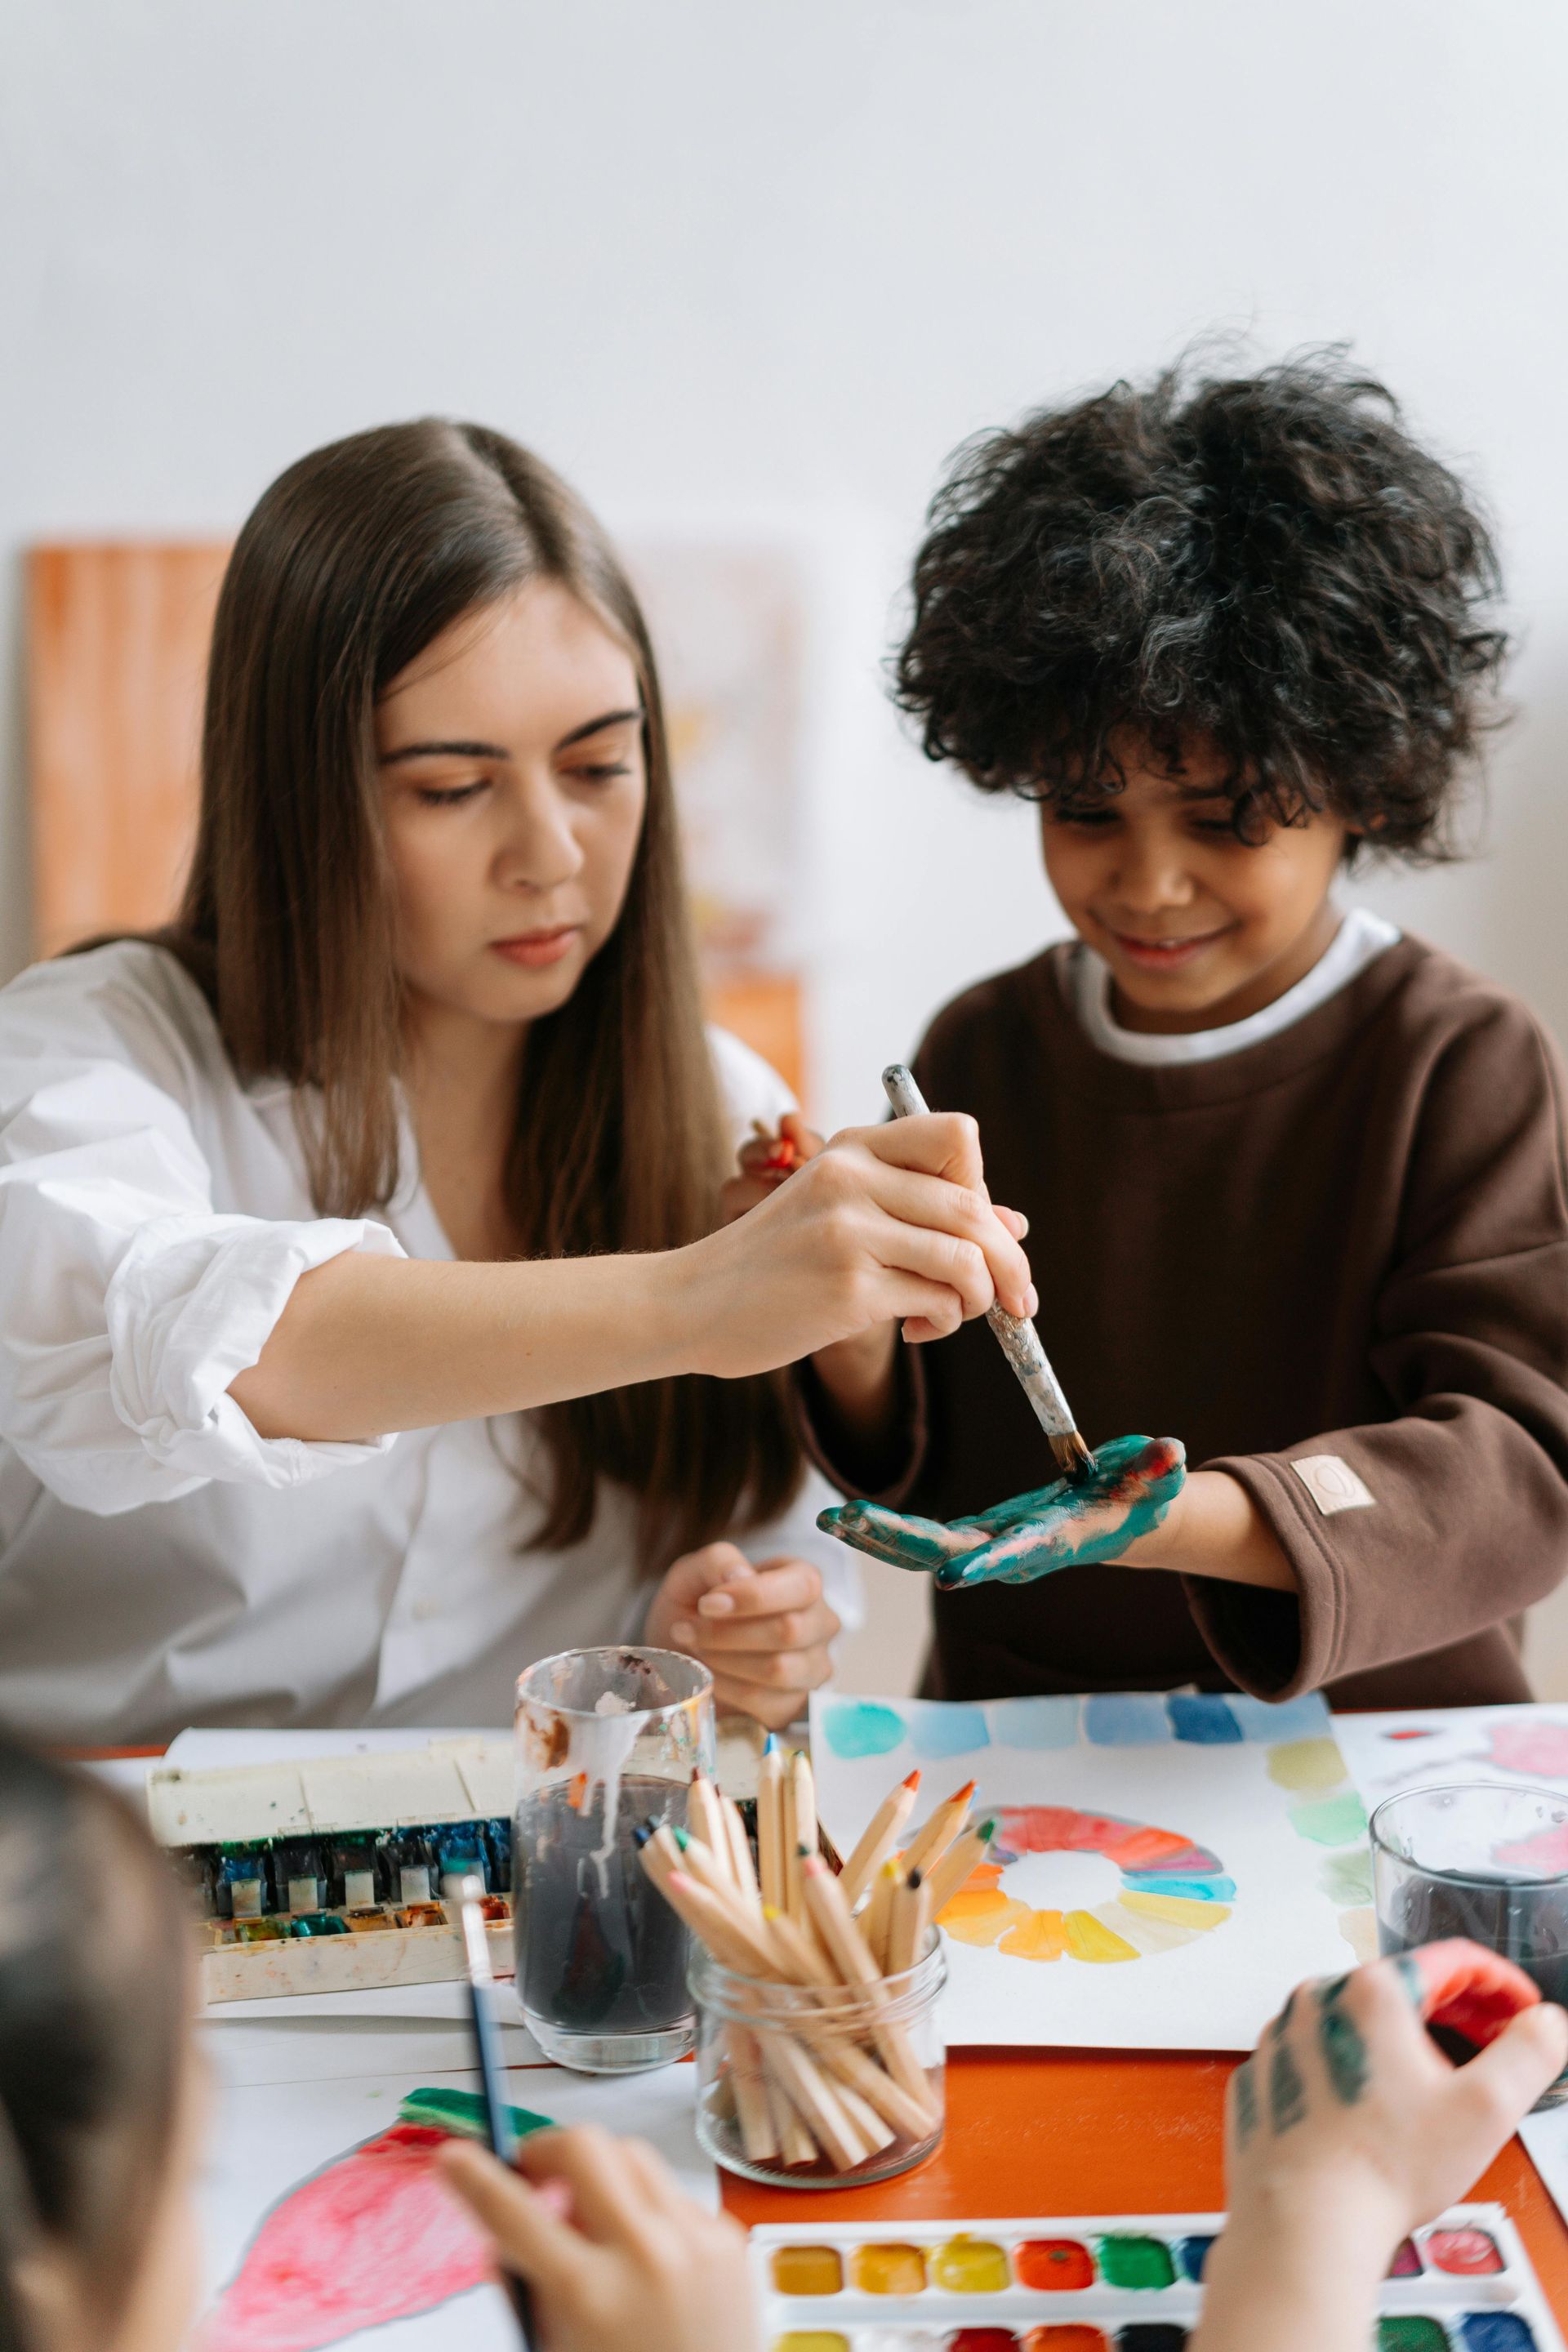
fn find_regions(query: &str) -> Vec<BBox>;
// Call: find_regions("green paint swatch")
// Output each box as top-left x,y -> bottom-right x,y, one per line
1377,2319 -> 1449,2351
1096,2234 -> 1177,2290
398,2086 -> 555,2142
1318,1846 -> 1373,1904
1289,1790 -> 1369,1846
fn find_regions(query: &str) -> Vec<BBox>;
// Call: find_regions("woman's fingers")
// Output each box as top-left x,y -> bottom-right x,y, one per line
436,2142 -> 586,2292
674,1599 -> 840,1660
693,1557 -> 818,1621
847,1154 -> 1036,1321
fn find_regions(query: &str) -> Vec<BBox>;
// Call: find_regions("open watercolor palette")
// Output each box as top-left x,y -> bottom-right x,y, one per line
147,1739 -> 516,2002
747,2207 -> 1566,2350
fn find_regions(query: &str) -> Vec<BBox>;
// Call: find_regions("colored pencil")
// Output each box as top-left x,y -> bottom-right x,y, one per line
889,1866 -> 930,1978
837,1767 -> 920,1911
864,1858 -> 899,1972
758,1737 -> 786,1911
902,1779 -> 975,1878
923,1817 -> 995,1922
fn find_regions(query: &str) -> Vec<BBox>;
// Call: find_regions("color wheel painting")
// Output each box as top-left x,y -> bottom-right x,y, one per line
809,1691 -> 1368,2052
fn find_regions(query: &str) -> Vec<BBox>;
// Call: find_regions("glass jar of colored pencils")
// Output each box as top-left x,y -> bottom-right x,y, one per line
689,1934 -> 947,2186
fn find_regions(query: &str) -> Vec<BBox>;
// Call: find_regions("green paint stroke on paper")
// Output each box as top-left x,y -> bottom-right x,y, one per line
820,1700 -> 906,1759
1289,1789 -> 1369,1846
1318,1847 -> 1373,1904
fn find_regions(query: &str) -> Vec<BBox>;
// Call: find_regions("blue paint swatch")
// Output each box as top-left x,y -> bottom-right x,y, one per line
1085,1693 -> 1170,1746
1459,2318 -> 1538,2352
819,1700 -> 906,1759
1123,1873 -> 1236,1903
1226,1693 -> 1334,1743
907,1703 -> 990,1758
1176,2234 -> 1214,2282
989,1695 -> 1080,1750
1166,1695 -> 1242,1744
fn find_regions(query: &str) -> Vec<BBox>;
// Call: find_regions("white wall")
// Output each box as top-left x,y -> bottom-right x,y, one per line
6,0 -> 1568,1690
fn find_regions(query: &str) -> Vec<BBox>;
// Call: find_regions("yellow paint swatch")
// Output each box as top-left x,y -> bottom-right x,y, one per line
939,1890 -> 1030,1947
1266,1738 -> 1348,1793
932,2235 -> 1010,2292
851,2243 -> 928,2296
1063,1908 -> 1138,1962
998,1909 -> 1068,1961
1120,1889 -> 1232,1931
1097,1900 -> 1196,1957
773,2337 -> 850,2352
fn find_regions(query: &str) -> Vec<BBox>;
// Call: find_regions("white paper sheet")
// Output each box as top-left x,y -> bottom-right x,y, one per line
1334,1703 -> 1568,1815
197,2056 -> 714,2350
810,1690 -> 1368,2052
203,1981 -> 542,2087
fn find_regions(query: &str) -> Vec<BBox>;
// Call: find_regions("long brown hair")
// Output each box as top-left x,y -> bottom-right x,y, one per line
0,1740 -> 190,2352
167,418 -> 800,1568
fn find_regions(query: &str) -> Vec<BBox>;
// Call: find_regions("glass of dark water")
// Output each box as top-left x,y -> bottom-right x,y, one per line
1370,1780 -> 1568,2110
513,1646 -> 715,2074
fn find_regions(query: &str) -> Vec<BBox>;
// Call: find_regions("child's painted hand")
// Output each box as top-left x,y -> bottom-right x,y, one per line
645,1541 -> 840,1729
719,1114 -> 825,1223
817,1432 -> 1186,1588
438,2124 -> 759,2352
1192,1944 -> 1568,2352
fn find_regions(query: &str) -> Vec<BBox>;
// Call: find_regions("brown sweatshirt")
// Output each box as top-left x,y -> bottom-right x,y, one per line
804,935 -> 1568,1709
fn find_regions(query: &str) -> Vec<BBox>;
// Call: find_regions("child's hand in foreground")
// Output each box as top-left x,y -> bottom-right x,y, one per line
1193,1941 -> 1568,2352
719,1115 -> 825,1222
818,1432 -> 1186,1587
439,2124 -> 760,2352
645,1541 -> 840,1730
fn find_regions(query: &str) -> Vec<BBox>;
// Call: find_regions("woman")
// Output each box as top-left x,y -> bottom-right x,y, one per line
0,421 -> 1033,1744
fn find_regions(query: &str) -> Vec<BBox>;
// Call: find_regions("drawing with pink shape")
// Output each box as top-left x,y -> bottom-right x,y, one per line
199,2123 -> 496,2351
1486,1720 -> 1568,1780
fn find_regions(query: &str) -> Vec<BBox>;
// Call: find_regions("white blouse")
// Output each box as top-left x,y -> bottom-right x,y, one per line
0,942 -> 858,1746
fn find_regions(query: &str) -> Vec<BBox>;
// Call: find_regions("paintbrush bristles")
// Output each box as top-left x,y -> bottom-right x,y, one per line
1052,1428 -> 1096,1484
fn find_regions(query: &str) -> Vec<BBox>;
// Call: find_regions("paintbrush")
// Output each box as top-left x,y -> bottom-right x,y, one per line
457,1875 -> 536,2347
882,1062 -> 1094,1483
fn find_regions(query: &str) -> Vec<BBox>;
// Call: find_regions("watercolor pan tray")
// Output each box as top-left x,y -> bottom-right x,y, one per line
747,2205 -> 1566,2350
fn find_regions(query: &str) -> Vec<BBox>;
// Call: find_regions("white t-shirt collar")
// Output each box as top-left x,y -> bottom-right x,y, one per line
1071,906 -> 1401,1067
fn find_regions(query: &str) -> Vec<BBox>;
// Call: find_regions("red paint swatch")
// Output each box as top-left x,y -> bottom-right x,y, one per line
198,2124 -> 493,2351
1014,2238 -> 1095,2292
1023,2330 -> 1110,2351
1388,2238 -> 1423,2277
1424,2227 -> 1503,2276
948,2334 -> 1021,2351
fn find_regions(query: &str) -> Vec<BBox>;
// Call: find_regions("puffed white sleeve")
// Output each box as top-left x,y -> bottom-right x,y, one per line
0,958 -> 406,1515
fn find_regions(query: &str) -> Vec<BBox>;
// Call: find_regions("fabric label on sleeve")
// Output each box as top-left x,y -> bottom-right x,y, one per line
1290,1454 -> 1375,1516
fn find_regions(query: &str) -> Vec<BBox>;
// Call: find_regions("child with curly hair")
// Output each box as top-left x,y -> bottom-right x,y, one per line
764,354 -> 1568,1710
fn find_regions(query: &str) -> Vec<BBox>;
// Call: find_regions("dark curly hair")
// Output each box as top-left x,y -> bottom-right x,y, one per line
894,351 -> 1508,856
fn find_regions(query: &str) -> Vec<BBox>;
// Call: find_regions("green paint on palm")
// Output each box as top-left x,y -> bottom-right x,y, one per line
1268,2038 -> 1306,2132
1317,1993 -> 1370,2105
1233,2060 -> 1258,2144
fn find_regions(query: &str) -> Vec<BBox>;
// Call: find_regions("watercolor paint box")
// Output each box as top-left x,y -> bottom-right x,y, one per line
747,2206 -> 1566,2350
147,1738 -> 517,2003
